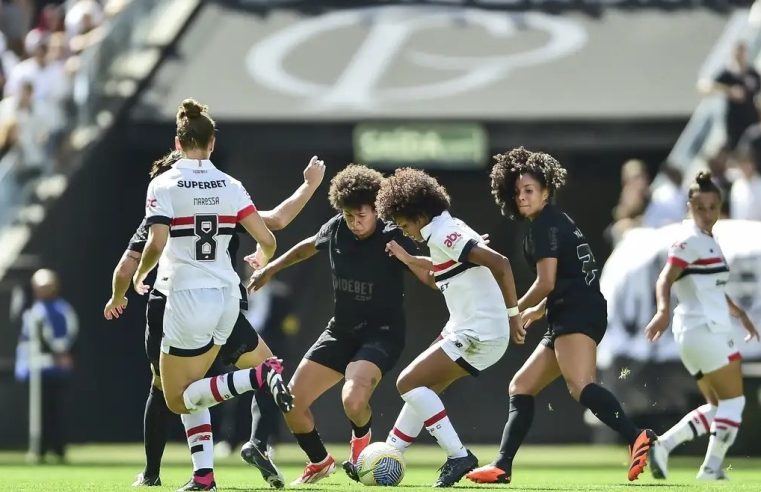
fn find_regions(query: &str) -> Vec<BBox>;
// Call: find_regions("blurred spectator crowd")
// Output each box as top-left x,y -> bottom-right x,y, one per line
0,0 -> 127,225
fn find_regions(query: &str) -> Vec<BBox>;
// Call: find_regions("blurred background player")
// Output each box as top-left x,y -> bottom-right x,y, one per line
249,164 -> 432,485
644,171 -> 759,481
14,268 -> 78,464
376,168 -> 521,488
467,148 -> 656,485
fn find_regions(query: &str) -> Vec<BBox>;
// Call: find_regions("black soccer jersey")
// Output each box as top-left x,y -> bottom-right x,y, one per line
314,214 -> 419,331
523,205 -> 605,314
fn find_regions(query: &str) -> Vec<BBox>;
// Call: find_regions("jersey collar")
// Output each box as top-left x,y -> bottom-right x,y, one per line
420,210 -> 451,242
175,158 -> 216,170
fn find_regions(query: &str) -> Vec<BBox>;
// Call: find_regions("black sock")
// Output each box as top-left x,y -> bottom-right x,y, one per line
251,388 -> 280,452
579,383 -> 640,444
143,385 -> 169,478
351,415 -> 372,438
293,428 -> 328,464
495,395 -> 534,474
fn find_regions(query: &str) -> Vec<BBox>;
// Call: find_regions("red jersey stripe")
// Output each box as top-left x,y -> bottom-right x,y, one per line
693,257 -> 724,266
433,260 -> 457,272
237,204 -> 257,221
667,256 -> 688,268
170,215 -> 238,226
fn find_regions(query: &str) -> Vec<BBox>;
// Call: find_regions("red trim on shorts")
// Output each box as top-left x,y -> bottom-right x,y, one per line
728,352 -> 742,362
424,410 -> 447,427
186,424 -> 212,437
667,256 -> 688,268
714,418 -> 740,428
693,257 -> 724,266
392,427 -> 414,443
210,376 -> 224,402
695,411 -> 710,432
432,260 -> 457,272
237,204 -> 257,221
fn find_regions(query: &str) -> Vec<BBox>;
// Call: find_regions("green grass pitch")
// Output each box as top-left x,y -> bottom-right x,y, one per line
1,443 -> 760,491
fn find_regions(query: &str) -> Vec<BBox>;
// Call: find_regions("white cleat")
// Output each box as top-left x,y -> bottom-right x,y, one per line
649,441 -> 669,479
696,466 -> 729,481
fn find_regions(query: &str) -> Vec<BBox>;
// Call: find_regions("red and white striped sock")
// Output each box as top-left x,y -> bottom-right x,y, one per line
387,403 -> 423,452
401,387 -> 466,458
181,409 -> 215,484
660,403 -> 716,452
183,369 -> 258,411
703,396 -> 744,472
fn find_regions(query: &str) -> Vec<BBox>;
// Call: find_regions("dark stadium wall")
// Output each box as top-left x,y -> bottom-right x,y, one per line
2,120 -> 666,448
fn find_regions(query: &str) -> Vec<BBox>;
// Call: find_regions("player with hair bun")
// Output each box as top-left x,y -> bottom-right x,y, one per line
645,171 -> 758,481
373,167 -> 522,488
467,147 -> 655,485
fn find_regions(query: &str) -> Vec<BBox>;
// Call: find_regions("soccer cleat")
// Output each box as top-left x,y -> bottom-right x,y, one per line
350,430 -> 372,464
466,464 -> 511,484
649,440 -> 669,479
132,473 -> 161,486
434,449 -> 478,487
291,455 -> 336,485
342,460 -> 360,482
697,466 -> 729,480
176,478 -> 216,491
240,441 -> 285,489
255,357 -> 294,413
628,429 -> 657,481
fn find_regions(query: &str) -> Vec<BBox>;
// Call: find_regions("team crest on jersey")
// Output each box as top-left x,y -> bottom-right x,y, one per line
671,241 -> 687,250
444,232 -> 462,248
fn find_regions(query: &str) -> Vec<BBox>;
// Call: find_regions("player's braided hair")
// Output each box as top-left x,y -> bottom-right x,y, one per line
688,171 -> 721,200
375,168 -> 450,221
176,98 -> 215,150
490,147 -> 568,220
328,164 -> 384,211
149,150 -> 183,178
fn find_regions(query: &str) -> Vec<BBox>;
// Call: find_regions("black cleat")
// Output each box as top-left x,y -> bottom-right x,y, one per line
132,473 -> 161,486
342,460 -> 360,482
176,478 -> 216,491
241,441 -> 285,489
434,449 -> 478,487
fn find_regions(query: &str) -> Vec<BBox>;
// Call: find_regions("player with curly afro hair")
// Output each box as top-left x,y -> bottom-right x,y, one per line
468,149 -> 656,485
377,168 -> 522,487
249,164 -> 433,485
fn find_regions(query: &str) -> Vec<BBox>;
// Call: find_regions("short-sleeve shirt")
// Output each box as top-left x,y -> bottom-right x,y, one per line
667,222 -> 732,333
715,68 -> 761,128
314,214 -> 418,332
523,205 -> 606,319
421,211 -> 508,340
144,158 -> 255,294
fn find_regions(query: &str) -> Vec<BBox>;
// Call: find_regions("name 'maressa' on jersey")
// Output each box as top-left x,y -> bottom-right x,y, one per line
420,211 -> 507,341
144,158 -> 255,295
667,222 -> 732,333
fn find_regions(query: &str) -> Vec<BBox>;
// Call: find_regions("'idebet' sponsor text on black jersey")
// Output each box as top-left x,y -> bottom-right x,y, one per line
314,214 -> 419,332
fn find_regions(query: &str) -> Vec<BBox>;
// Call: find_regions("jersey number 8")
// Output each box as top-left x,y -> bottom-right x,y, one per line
194,214 -> 218,261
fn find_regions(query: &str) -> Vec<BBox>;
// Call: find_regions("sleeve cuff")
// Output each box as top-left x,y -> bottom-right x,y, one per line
667,256 -> 689,268
457,238 -> 478,263
145,215 -> 171,226
237,204 -> 257,221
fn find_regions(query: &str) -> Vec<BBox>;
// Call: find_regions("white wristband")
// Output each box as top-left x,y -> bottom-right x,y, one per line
507,306 -> 520,318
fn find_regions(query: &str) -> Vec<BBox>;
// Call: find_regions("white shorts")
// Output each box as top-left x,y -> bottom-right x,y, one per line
675,324 -> 741,377
161,287 -> 239,355
437,328 -> 509,376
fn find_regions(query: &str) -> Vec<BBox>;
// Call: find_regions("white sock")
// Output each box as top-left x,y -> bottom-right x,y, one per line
387,403 -> 424,452
702,396 -> 744,472
661,403 -> 717,452
182,409 -> 214,475
183,369 -> 258,412
401,387 -> 466,458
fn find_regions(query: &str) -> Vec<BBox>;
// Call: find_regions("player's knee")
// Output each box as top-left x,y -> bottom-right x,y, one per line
509,375 -> 533,396
342,392 -> 370,419
396,370 -> 416,395
564,380 -> 587,401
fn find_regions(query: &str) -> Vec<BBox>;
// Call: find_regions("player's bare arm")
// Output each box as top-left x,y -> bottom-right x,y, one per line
104,249 -> 141,319
258,156 -> 326,231
240,210 -> 277,268
518,257 -> 557,312
384,240 -> 436,289
133,224 -> 169,295
248,235 -> 319,292
644,262 -> 682,342
725,294 -> 760,342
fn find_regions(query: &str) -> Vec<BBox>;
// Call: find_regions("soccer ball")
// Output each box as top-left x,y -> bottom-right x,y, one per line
356,442 -> 406,486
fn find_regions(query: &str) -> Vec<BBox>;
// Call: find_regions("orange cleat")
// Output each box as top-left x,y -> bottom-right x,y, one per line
466,464 -> 511,484
349,430 -> 372,464
291,455 -> 336,485
628,429 -> 657,481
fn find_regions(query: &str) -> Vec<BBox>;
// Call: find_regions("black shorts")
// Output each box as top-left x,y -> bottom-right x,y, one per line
540,300 -> 607,350
304,319 -> 404,375
145,290 -> 260,376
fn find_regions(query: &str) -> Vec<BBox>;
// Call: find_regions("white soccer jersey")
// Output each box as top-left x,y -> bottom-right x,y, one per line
421,211 -> 508,341
144,158 -> 255,294
667,222 -> 732,334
